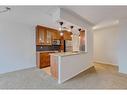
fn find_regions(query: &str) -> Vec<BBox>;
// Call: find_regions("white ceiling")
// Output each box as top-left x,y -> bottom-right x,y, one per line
63,6 -> 127,24
0,6 -> 127,28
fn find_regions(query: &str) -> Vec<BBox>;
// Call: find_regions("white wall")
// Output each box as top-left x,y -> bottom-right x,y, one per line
93,26 -> 118,65
118,19 -> 127,73
0,20 -> 36,74
60,28 -> 93,83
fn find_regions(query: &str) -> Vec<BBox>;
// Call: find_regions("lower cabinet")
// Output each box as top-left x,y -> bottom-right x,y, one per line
40,52 -> 50,68
36,52 -> 51,69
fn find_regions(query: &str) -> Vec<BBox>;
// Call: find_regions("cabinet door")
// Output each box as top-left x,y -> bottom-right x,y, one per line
46,29 -> 52,45
52,30 -> 61,40
46,53 -> 50,66
36,28 -> 46,45
63,31 -> 72,40
40,53 -> 50,68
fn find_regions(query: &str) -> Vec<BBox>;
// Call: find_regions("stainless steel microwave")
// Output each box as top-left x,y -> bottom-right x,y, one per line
52,40 -> 61,45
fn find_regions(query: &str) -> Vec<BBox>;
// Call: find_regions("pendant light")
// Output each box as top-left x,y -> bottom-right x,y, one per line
70,26 -> 73,37
59,22 -> 63,36
78,28 -> 81,39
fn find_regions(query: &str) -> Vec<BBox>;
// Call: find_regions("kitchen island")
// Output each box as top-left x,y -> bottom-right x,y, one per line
50,51 -> 94,84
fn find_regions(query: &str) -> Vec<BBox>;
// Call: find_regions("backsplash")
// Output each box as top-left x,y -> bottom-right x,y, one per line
36,45 -> 60,51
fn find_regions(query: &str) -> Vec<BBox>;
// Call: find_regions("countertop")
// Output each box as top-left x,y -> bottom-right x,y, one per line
50,51 -> 87,57
36,51 -> 59,53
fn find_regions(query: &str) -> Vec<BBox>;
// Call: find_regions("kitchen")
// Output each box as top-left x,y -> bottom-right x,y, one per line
36,22 -> 90,83
36,8 -> 93,84
36,24 -> 75,68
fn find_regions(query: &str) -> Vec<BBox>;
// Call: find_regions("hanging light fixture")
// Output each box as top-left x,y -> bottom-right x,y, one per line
0,7 -> 11,13
78,28 -> 81,32
59,22 -> 64,36
78,28 -> 81,39
70,26 -> 74,30
70,26 -> 74,37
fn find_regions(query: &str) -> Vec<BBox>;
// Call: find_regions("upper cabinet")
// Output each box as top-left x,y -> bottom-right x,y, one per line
46,30 -> 52,45
51,30 -> 61,40
36,25 -> 61,45
63,31 -> 72,40
36,25 -> 72,45
36,27 -> 45,45
36,25 -> 52,45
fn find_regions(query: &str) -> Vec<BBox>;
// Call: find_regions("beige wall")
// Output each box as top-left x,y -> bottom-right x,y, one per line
93,26 -> 118,65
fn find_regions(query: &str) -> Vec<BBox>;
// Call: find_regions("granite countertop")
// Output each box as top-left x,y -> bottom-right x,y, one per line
50,51 -> 87,57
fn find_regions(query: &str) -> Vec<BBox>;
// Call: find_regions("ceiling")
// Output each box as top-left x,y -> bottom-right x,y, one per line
64,6 -> 127,24
0,6 -> 127,29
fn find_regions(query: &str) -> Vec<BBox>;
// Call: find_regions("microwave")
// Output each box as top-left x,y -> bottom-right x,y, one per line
52,40 -> 61,45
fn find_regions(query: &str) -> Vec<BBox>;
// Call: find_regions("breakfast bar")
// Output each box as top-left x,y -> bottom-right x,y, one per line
50,51 -> 94,84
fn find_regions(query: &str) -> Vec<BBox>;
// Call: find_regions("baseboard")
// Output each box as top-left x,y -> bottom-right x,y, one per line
119,69 -> 127,74
0,64 -> 36,75
58,63 -> 94,84
94,61 -> 118,66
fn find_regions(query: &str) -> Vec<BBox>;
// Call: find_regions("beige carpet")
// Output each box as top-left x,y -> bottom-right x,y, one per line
0,63 -> 127,89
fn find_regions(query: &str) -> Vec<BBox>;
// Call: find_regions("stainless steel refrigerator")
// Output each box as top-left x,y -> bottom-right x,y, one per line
64,40 -> 72,52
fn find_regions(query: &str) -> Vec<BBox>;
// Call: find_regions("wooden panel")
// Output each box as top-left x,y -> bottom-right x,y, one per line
51,30 -> 61,40
60,35 -> 64,52
36,27 -> 40,45
63,31 -> 72,40
40,52 -> 50,68
80,30 -> 85,44
50,56 -> 58,79
36,52 -> 40,68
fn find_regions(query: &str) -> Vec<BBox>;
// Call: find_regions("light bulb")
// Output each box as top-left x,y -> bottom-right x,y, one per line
59,27 -> 62,31
60,32 -> 63,36
68,29 -> 71,32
